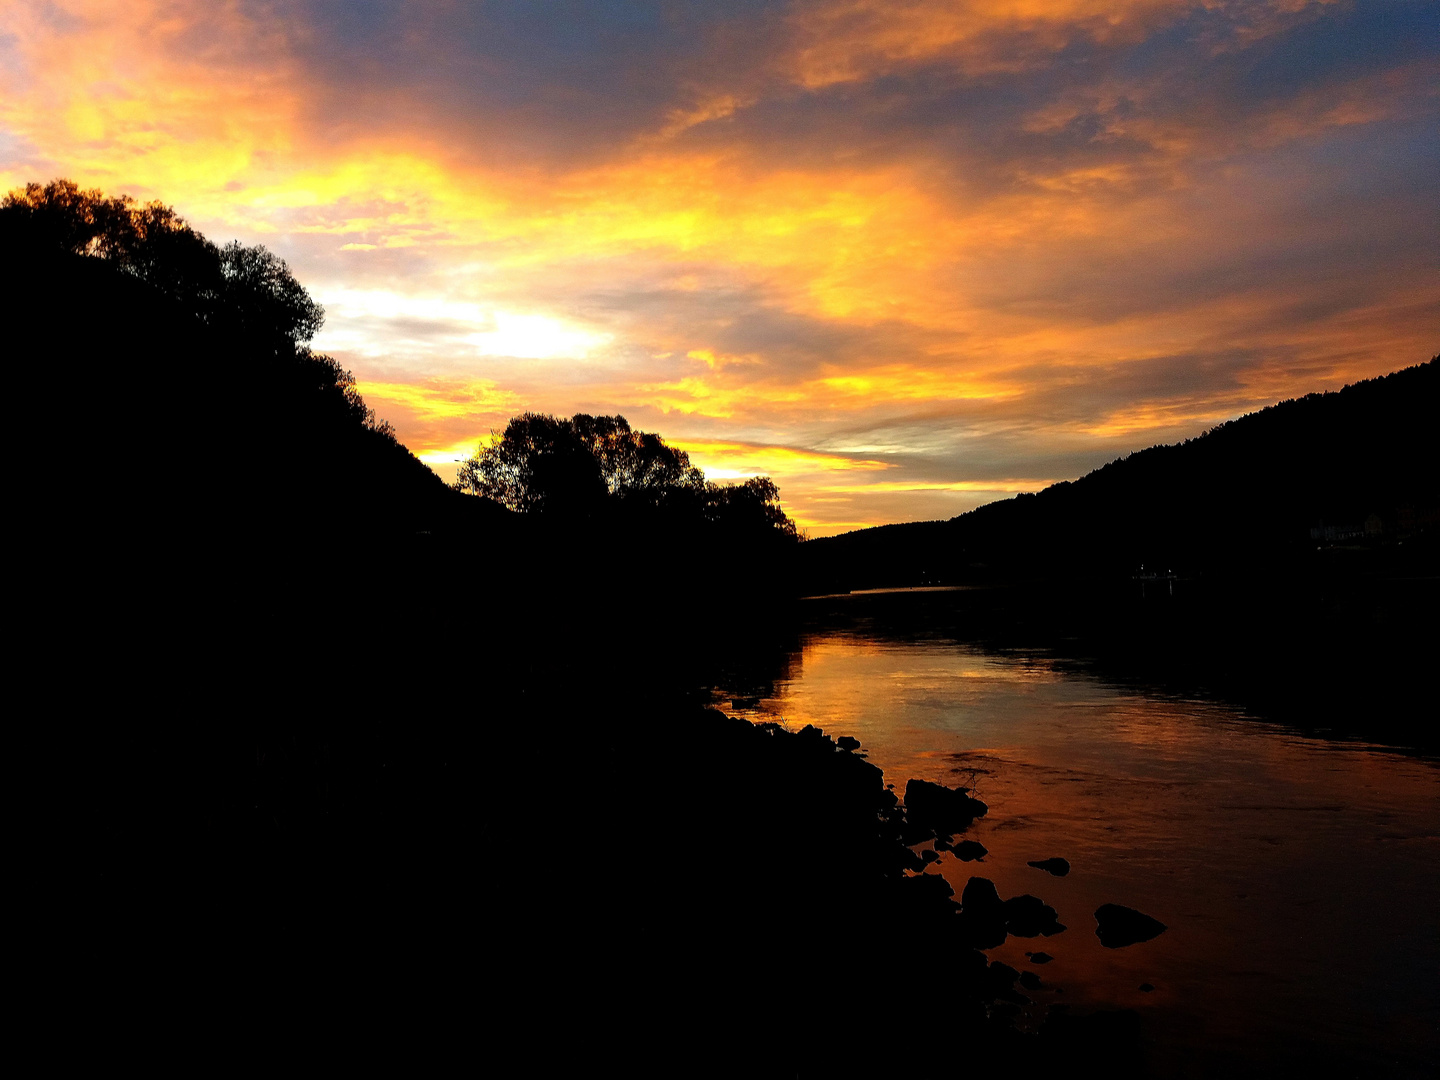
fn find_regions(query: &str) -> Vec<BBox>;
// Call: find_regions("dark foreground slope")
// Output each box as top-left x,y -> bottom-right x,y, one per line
8,237 -> 1142,1071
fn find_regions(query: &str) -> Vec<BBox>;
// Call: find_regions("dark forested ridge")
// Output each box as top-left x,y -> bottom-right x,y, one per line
802,358 -> 1439,592
798,360 -> 1438,744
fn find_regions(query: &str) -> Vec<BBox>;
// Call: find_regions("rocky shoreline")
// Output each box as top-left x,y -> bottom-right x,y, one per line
203,681 -> 1166,1072
516,703 -> 1163,1073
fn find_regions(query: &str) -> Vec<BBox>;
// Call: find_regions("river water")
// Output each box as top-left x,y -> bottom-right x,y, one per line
711,590 -> 1439,1076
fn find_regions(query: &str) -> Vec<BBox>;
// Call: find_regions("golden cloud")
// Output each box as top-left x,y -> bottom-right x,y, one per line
354,377 -> 522,424
670,438 -> 893,478
3,0 -> 1432,534
784,0 -> 1189,88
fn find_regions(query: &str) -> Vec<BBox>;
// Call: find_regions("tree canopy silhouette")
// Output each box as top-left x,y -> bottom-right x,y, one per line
217,239 -> 325,344
455,412 -> 801,539
2,177 -> 475,580
1,179 -> 323,345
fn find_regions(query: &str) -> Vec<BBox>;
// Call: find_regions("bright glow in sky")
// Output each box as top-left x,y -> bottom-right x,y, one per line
3,0 -> 1436,534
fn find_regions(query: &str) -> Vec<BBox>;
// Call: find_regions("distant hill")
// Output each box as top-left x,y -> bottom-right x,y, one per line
802,358 -> 1439,591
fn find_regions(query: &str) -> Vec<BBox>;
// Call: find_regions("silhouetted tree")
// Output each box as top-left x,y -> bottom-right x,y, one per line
122,201 -> 225,305
2,178 -> 322,345
2,177 -> 402,464
570,413 -> 706,505
455,413 -> 607,514
295,351 -> 398,440
0,179 -> 134,255
455,412 -> 801,538
704,475 -> 801,541
217,240 -> 324,344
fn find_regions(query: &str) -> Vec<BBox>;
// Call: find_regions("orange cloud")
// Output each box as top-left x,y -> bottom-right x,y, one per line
784,0 -> 1189,88
354,377 -> 521,423
3,0 -> 1433,535
670,438 -> 892,478
0,1 -> 303,197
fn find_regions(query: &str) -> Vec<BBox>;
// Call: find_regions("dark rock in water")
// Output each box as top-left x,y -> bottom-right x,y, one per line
897,819 -> 939,847
904,778 -> 988,837
1003,894 -> 1066,938
921,848 -> 940,866
902,871 -> 956,905
952,840 -> 988,861
1095,904 -> 1167,948
1019,970 -> 1042,991
1027,857 -> 1071,877
957,876 -> 1008,949
836,735 -> 860,752
962,876 -> 1003,916
1139,983 -> 1155,993
957,910 -> 1008,951
933,836 -> 952,852
1026,952 -> 1053,965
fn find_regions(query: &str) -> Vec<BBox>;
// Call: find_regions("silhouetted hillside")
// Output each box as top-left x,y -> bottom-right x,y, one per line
4,210 -> 489,554
4,197 -> 516,867
8,205 -> 1131,1072
795,363 -> 1439,740
4,182 -> 806,639
803,358 -> 1439,591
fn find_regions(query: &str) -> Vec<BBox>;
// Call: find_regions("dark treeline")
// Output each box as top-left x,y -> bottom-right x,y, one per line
450,408 -> 804,604
455,409 -> 800,538
802,358 -> 1439,593
798,359 -> 1439,747
4,180 -> 453,557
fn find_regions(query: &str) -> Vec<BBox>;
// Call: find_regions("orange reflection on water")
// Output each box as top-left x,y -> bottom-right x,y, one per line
722,631 -> 1440,1073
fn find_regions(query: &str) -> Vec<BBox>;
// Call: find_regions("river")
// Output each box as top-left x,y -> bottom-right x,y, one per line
709,588 -> 1439,1076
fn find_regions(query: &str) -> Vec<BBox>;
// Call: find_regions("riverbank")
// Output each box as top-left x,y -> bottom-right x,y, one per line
235,681 -> 1149,1071
78,623 -> 1153,1073
710,591 -> 1439,1077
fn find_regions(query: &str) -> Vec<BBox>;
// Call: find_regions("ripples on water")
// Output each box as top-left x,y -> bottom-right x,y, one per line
712,624 -> 1439,1074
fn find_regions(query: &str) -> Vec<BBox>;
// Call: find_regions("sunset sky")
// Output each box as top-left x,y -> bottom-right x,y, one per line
3,1 -> 1435,534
